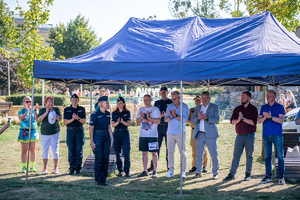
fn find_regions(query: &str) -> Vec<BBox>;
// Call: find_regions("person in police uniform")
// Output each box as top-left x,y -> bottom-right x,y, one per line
112,97 -> 131,177
148,87 -> 172,171
63,94 -> 86,175
89,96 -> 113,185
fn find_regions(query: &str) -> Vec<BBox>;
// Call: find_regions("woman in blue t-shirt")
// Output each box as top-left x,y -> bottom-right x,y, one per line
112,97 -> 131,177
17,96 -> 39,173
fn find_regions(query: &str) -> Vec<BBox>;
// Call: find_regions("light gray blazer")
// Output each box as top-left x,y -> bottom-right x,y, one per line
190,103 -> 220,139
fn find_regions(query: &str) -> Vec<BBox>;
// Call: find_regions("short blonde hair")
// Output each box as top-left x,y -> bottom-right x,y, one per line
23,96 -> 31,103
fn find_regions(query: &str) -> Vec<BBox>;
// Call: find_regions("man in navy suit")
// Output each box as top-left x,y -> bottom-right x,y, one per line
191,91 -> 220,180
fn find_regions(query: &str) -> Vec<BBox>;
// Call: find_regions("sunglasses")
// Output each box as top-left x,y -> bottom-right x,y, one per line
26,101 -> 31,103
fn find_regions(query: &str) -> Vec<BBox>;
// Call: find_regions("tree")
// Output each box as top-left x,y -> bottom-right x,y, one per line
0,0 -> 15,48
11,0 -> 55,87
169,0 -> 231,18
244,0 -> 300,31
0,51 -> 25,94
48,14 -> 101,59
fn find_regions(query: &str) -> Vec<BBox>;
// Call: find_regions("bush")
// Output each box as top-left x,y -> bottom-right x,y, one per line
7,94 -> 67,106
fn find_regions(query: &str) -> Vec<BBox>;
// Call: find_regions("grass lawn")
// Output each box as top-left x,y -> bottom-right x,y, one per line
0,123 -> 299,199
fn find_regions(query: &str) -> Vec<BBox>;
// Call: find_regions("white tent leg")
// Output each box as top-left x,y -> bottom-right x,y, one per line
42,79 -> 44,107
90,84 -> 93,115
180,80 -> 183,196
25,77 -> 35,185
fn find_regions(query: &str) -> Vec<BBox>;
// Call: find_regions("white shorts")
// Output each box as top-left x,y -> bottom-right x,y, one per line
41,132 -> 60,159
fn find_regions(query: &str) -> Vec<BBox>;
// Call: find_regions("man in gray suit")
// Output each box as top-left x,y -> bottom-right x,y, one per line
191,91 -> 220,180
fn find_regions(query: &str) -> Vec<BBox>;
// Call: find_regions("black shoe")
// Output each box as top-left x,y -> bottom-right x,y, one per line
138,171 -> 149,177
75,170 -> 81,175
244,173 -> 251,181
117,172 -> 123,177
223,173 -> 235,181
69,168 -> 75,175
147,166 -> 154,172
102,181 -> 108,186
202,167 -> 208,173
189,167 -> 197,173
125,173 -> 131,177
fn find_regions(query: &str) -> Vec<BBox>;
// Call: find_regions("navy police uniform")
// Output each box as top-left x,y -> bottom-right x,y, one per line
63,95 -> 86,173
112,107 -> 131,175
90,98 -> 111,184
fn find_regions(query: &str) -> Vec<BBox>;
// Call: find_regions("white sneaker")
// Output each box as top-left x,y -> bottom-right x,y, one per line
182,171 -> 186,179
54,169 -> 60,174
152,171 -> 157,178
164,170 -> 174,178
41,169 -> 48,175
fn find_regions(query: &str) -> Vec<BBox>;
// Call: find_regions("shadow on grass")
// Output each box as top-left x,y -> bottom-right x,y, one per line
1,169 -> 300,200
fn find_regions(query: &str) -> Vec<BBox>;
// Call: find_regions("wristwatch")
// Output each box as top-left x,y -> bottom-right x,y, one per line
242,117 -> 245,121
176,114 -> 179,118
270,116 -> 273,120
78,118 -> 81,121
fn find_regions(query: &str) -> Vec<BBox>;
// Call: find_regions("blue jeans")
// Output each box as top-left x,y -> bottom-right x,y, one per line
66,126 -> 85,170
93,129 -> 111,183
263,135 -> 285,178
230,132 -> 255,176
113,129 -> 131,174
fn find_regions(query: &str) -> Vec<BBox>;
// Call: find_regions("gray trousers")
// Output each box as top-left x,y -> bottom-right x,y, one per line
196,133 -> 219,175
229,132 -> 255,176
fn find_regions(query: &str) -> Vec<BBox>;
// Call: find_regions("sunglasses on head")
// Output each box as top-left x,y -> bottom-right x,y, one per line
26,101 -> 31,103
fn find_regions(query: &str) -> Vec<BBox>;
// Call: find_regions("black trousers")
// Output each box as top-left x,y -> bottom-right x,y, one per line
113,129 -> 131,174
93,129 -> 111,183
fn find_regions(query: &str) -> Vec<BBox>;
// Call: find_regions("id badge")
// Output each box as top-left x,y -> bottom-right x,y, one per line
148,142 -> 158,151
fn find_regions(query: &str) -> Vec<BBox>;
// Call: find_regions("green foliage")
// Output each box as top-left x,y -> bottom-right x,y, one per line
169,0 -> 231,18
48,14 -> 101,59
11,0 -> 55,87
244,0 -> 300,31
183,86 -> 223,96
0,51 -> 26,94
0,0 -> 15,48
7,94 -> 67,106
169,0 -> 300,31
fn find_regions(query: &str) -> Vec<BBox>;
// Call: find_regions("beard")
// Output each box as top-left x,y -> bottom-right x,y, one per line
241,100 -> 248,105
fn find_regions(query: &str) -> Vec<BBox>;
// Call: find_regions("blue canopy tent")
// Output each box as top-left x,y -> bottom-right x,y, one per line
33,11 -> 300,86
27,12 -> 300,191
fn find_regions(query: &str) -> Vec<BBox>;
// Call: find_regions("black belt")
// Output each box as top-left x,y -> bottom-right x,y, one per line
198,131 -> 205,134
20,129 -> 30,131
114,128 -> 128,132
67,126 -> 83,130
95,129 -> 108,132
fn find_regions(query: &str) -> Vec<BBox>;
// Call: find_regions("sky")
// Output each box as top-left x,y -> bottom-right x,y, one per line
5,0 -> 174,42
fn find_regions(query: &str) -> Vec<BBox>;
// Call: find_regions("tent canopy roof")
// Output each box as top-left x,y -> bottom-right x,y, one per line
34,12 -> 300,86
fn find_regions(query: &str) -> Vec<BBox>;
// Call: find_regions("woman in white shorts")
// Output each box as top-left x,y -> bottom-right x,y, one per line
38,96 -> 62,174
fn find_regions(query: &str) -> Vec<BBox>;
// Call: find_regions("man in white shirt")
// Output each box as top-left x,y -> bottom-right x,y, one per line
136,94 -> 161,178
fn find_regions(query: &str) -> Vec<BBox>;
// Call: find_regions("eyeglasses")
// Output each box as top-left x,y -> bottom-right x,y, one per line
25,101 -> 31,103
171,98 -> 178,101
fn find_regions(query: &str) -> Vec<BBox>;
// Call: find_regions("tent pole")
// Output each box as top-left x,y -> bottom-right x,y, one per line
42,79 -> 45,108
25,77 -> 35,186
90,84 -> 93,115
261,86 -> 266,159
180,80 -> 183,196
8,60 -> 10,96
